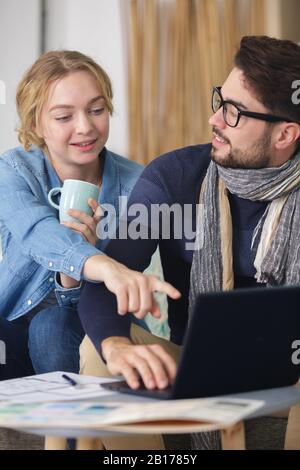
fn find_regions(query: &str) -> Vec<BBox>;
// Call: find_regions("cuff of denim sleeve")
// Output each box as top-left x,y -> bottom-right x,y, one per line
61,242 -> 103,281
54,272 -> 83,307
54,272 -> 83,290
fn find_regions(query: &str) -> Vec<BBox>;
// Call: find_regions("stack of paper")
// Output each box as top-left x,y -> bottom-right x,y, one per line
0,372 -> 264,432
0,371 -> 118,403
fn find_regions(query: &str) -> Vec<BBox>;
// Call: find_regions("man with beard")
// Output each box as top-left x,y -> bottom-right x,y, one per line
78,36 -> 300,449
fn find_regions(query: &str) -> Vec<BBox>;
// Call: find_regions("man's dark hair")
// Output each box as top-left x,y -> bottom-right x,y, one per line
234,36 -> 300,124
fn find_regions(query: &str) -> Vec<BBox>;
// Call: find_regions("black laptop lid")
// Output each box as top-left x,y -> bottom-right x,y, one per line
171,285 -> 300,399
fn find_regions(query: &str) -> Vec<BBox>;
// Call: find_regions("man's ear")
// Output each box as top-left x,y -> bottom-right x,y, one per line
274,123 -> 300,151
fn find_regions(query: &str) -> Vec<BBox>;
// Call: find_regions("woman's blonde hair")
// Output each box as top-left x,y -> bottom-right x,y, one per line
16,50 -> 114,150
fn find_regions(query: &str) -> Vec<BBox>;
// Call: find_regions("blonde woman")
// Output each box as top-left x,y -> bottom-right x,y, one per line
0,50 -> 179,380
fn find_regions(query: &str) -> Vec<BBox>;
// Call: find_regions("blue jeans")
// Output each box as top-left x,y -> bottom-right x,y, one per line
0,306 -> 85,380
0,306 -> 149,379
0,316 -> 34,380
28,306 -> 85,374
28,307 -> 148,374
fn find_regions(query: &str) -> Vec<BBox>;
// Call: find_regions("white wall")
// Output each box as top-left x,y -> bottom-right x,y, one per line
0,0 -> 128,157
45,0 -> 128,157
0,0 -> 41,153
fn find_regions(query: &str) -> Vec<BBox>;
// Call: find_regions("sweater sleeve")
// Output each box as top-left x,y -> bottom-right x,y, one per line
78,165 -> 171,353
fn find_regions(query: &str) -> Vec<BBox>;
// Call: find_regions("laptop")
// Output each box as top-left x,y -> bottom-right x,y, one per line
101,285 -> 300,399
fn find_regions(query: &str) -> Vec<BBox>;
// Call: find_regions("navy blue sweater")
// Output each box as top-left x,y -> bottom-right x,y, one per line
78,144 -> 267,351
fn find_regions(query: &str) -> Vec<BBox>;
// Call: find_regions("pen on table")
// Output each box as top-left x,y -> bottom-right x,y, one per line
62,373 -> 78,387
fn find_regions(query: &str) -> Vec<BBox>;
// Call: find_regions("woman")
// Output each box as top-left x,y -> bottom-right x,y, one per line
0,50 -> 179,379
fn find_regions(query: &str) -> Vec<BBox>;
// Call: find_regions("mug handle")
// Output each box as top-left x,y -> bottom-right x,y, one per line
48,187 -> 61,210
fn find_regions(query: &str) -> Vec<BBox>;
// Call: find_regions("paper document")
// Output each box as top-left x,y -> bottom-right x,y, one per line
0,371 -> 119,403
0,396 -> 264,430
0,372 -> 264,431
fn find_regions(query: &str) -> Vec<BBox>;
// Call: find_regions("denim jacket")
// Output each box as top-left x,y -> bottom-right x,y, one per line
0,146 -> 143,320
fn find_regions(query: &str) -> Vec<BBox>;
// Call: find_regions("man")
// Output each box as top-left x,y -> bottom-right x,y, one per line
78,36 -> 300,449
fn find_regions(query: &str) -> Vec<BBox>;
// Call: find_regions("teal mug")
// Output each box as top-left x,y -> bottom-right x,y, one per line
48,179 -> 100,222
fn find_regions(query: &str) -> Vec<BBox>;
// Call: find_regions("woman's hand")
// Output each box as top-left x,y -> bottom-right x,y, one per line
83,255 -> 181,318
59,198 -> 102,287
61,198 -> 102,246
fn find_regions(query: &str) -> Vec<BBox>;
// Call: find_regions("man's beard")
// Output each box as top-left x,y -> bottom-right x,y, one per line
211,127 -> 273,169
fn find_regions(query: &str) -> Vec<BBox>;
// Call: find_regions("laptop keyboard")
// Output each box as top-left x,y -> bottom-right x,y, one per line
101,380 -> 172,399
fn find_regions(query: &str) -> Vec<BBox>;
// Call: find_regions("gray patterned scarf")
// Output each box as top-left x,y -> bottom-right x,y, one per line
189,150 -> 300,318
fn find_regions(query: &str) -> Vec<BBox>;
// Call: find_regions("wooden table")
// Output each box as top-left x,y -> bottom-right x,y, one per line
23,383 -> 300,450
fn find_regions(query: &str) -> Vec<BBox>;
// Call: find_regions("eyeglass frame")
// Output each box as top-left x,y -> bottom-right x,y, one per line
212,86 -> 295,128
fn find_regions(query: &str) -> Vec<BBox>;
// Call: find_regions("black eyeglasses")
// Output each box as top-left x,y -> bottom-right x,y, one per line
212,86 -> 294,128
